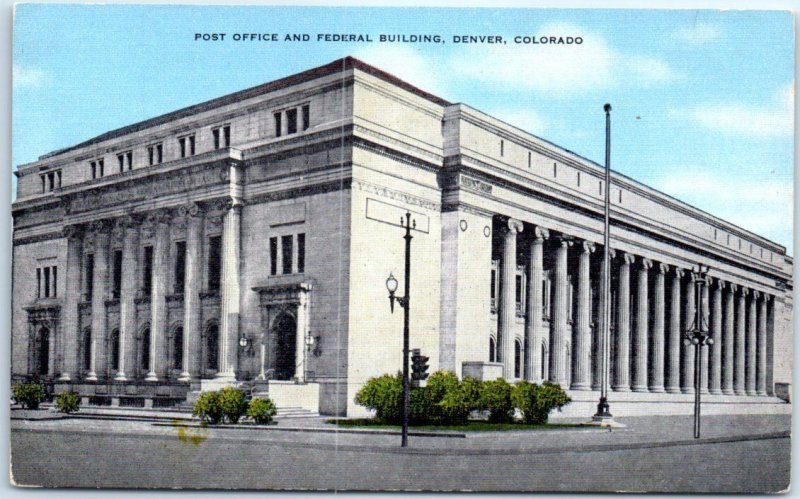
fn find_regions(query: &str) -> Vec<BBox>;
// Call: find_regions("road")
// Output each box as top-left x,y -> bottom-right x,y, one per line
10,418 -> 790,493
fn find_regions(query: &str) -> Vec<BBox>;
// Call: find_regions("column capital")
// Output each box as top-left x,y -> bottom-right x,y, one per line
502,217 -> 524,234
62,224 -> 83,240
146,209 -> 172,226
656,262 -> 670,275
533,226 -> 550,242
177,202 -> 204,218
741,287 -> 750,297
89,219 -> 113,234
554,234 -> 574,248
751,290 -> 761,299
618,251 -> 635,265
729,282 -> 739,293
674,267 -> 685,279
715,278 -> 727,290
640,257 -> 653,270
580,240 -> 596,254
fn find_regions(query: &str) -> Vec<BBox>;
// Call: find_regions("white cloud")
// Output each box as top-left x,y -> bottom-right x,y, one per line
624,55 -> 680,85
672,23 -> 721,45
490,107 -> 547,135
13,65 -> 46,88
351,45 -> 447,97
678,84 -> 793,139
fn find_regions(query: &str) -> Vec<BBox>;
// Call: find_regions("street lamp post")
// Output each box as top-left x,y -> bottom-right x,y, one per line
385,212 -> 415,447
685,264 -> 713,439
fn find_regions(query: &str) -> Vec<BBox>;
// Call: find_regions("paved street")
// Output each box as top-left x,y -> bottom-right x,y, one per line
10,414 -> 791,492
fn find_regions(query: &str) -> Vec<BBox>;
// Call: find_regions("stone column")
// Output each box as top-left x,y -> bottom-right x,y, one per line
525,227 -> 548,382
295,288 -> 310,382
180,203 -> 204,381
632,258 -> 651,392
550,235 -> 572,387
116,216 -> 139,381
709,278 -> 723,394
146,212 -> 170,381
571,240 -> 594,390
681,274 -> 695,394
699,277 -> 710,394
217,199 -> 243,380
722,283 -> 736,394
58,226 -> 83,381
648,263 -> 667,392
87,222 -> 110,381
592,248 -> 614,391
612,252 -> 634,392
734,287 -> 747,395
746,290 -> 758,395
756,294 -> 768,396
665,267 -> 683,393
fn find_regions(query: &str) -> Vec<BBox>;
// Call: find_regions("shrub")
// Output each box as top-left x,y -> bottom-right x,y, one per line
247,397 -> 277,424
218,387 -> 248,424
54,391 -> 80,414
512,380 -> 571,424
12,383 -> 45,410
479,378 -> 514,423
355,373 -> 403,423
438,375 -> 481,425
193,391 -> 223,424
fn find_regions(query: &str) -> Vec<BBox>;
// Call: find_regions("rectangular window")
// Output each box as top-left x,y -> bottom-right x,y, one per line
297,233 -> 305,273
126,151 -> 133,170
212,128 -> 220,150
85,254 -> 95,300
302,104 -> 310,131
90,161 -> 97,179
490,259 -> 499,312
500,140 -> 504,156
112,250 -> 123,299
208,236 -> 222,291
48,172 -> 55,191
282,235 -> 293,274
274,112 -> 282,137
36,268 -> 41,298
156,144 -> 163,164
41,176 -> 46,193
179,137 -> 186,158
56,170 -> 62,188
286,108 -> 298,135
148,146 -> 154,166
515,274 -> 523,313
223,125 -> 231,147
143,246 -> 154,296
270,237 -> 278,275
189,135 -> 195,156
52,266 -> 57,297
118,154 -> 125,172
212,125 -> 231,149
174,241 -> 186,294
99,159 -> 104,177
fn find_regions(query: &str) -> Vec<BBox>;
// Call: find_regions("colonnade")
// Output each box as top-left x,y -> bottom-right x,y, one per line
496,217 -> 773,396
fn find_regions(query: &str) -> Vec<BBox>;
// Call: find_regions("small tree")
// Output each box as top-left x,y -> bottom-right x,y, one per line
439,375 -> 481,425
479,378 -> 514,423
54,391 -> 80,414
354,373 -> 403,423
193,391 -> 223,424
12,383 -> 45,410
512,380 -> 571,424
247,397 -> 277,424
218,387 -> 248,424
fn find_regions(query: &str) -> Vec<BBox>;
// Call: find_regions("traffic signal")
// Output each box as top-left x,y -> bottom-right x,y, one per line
411,348 -> 429,381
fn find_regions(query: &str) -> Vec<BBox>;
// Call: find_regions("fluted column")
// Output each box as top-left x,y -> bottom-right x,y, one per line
180,204 -> 204,381
665,267 -> 683,393
550,235 -> 572,387
681,273 -> 695,393
722,283 -> 736,394
709,278 -> 723,394
612,252 -> 634,392
525,227 -> 548,382
116,217 -> 139,381
217,199 -> 243,380
734,287 -> 747,395
631,258 -> 651,392
648,263 -> 667,392
58,226 -> 83,381
571,240 -> 594,390
592,248 -> 615,391
699,277 -> 710,394
756,294 -> 769,395
746,290 -> 758,395
146,212 -> 170,381
87,222 -> 110,381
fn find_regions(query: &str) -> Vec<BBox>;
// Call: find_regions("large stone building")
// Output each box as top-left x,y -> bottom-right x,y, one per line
12,57 -> 793,416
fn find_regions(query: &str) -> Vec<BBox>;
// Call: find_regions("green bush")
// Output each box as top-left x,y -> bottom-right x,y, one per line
438,375 -> 481,425
218,387 -> 248,424
354,373 -> 403,423
246,397 -> 277,424
54,391 -> 80,414
192,391 -> 223,424
512,380 -> 571,424
479,378 -> 514,423
12,383 -> 45,410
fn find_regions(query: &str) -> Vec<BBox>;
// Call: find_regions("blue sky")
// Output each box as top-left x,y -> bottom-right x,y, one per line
12,5 -> 794,252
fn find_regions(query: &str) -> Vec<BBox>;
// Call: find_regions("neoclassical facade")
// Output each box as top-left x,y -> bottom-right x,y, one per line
12,57 -> 793,416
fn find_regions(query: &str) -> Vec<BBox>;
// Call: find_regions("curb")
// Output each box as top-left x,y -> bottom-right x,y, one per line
150,421 -> 468,438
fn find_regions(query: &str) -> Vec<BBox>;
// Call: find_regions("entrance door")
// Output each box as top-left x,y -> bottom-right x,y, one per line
36,327 -> 50,376
273,314 -> 297,380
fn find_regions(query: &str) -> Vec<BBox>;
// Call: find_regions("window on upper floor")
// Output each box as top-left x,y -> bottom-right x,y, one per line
274,103 -> 310,138
90,158 -> 105,179
117,151 -> 133,172
147,143 -> 163,165
302,104 -> 310,131
269,237 -> 278,276
281,234 -> 294,274
36,265 -> 58,299
178,135 -> 196,158
40,170 -> 61,193
270,232 -> 306,276
274,112 -> 282,138
212,125 -> 231,150
286,109 -> 298,135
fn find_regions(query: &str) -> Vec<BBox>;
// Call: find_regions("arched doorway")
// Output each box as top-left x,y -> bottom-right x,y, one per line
273,314 -> 297,381
36,327 -> 50,376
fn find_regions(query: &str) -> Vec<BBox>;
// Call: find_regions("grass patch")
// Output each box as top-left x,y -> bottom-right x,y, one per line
327,419 -> 581,432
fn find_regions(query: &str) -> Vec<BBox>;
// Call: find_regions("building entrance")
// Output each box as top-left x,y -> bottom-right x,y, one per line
273,314 -> 297,380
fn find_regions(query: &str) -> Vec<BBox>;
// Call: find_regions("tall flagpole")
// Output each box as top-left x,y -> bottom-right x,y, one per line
591,103 -> 623,427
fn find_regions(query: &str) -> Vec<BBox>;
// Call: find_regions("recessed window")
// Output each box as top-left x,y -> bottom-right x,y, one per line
212,125 -> 231,150
274,112 -> 282,138
297,233 -> 305,273
302,104 -> 310,131
40,170 -> 61,193
207,236 -> 222,292
142,246 -> 154,296
174,241 -> 186,294
553,162 -> 557,178
527,151 -> 531,168
89,158 -> 104,179
117,151 -> 133,172
269,237 -> 278,276
178,135 -> 196,158
281,234 -> 293,274
85,253 -> 95,299
500,140 -> 504,157
489,337 -> 496,363
112,250 -> 123,299
147,143 -> 163,165
286,109 -> 298,135
36,265 -> 58,298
